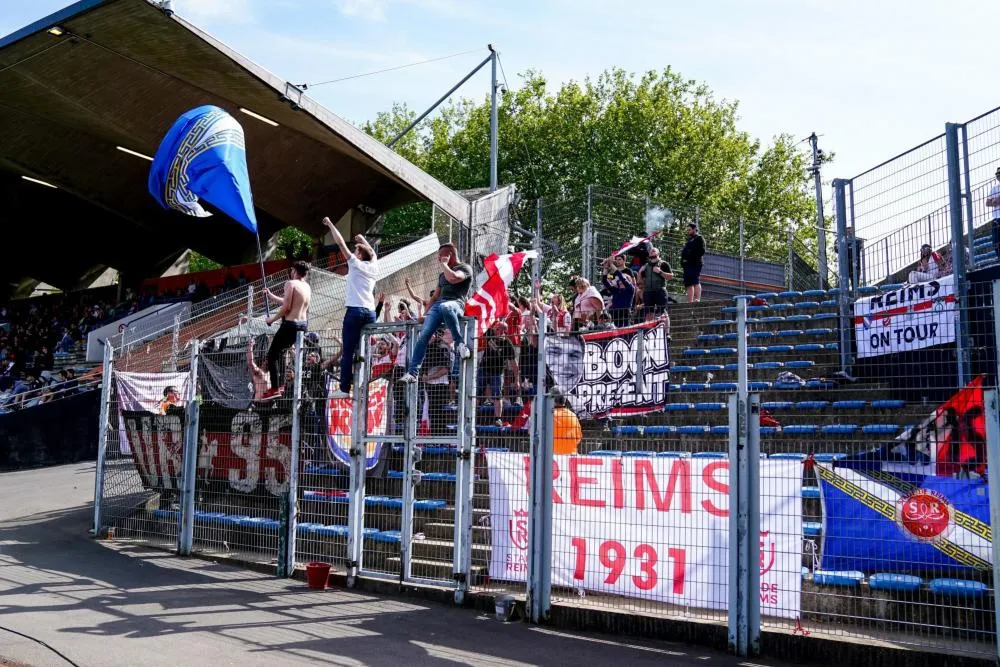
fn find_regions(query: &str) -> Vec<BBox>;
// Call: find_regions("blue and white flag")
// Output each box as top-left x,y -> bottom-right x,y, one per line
148,105 -> 258,233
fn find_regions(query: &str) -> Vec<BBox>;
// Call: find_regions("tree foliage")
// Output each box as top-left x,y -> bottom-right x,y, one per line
364,67 -> 820,266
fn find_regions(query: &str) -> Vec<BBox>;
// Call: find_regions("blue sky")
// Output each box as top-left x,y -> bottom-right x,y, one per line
2,0 -> 999,185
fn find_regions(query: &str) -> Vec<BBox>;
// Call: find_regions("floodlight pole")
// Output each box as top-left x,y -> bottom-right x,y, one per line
489,45 -> 499,192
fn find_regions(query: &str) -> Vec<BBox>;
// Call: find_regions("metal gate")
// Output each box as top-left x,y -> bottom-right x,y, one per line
346,317 -> 478,603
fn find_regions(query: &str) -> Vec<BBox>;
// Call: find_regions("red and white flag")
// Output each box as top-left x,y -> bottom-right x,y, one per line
465,250 -> 537,336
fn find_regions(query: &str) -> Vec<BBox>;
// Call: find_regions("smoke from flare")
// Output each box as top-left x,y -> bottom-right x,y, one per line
645,206 -> 672,235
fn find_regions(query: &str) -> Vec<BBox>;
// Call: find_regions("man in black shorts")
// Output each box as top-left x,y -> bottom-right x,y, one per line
637,246 -> 673,324
681,223 -> 706,303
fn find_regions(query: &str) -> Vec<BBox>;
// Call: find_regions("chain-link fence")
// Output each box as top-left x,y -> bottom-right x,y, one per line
90,105 -> 1000,664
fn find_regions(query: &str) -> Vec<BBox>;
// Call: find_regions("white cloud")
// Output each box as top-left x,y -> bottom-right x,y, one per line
336,0 -> 388,21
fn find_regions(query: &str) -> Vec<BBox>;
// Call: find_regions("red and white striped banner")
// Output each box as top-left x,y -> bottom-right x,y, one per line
465,250 -> 537,336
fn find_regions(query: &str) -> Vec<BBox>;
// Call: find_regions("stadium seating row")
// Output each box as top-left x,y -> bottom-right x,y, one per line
805,568 -> 989,596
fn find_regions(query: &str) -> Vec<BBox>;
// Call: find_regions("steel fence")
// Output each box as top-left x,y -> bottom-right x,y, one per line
89,106 -> 1000,664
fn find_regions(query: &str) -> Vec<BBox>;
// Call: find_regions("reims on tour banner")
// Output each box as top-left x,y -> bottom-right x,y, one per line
487,453 -> 803,618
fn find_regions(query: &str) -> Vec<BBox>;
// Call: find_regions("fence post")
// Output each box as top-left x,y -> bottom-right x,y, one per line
946,122 -> 971,387
583,185 -> 593,282
729,296 -> 748,654
833,179 -> 852,375
739,216 -> 745,295
246,284 -> 254,319
961,124 -> 976,269
452,316 -> 478,604
91,342 -> 115,536
277,331 -> 304,578
984,387 -> 1000,665
178,339 -> 200,556
169,313 -> 180,372
527,390 -> 554,624
786,225 -> 794,290
346,326 -> 371,587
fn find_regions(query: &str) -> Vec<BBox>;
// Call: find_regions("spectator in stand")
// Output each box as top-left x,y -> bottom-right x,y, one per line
399,244 -> 473,385
551,387 -> 582,456
592,312 -> 616,331
989,166 -> 1000,258
421,329 -> 452,434
245,339 -> 272,401
404,277 -> 433,318
395,298 -> 417,322
908,243 -> 945,284
480,326 -> 518,426
571,277 -> 604,329
505,298 -> 522,347
601,255 -> 637,328
540,293 -> 572,333
322,216 -> 378,400
637,246 -> 673,325
262,260 -> 312,400
681,223 -> 706,303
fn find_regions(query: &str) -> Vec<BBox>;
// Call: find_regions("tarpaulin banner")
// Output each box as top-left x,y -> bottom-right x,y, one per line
488,452 -> 803,618
545,321 -> 670,419
327,376 -> 388,470
115,371 -> 191,455
853,275 -> 957,358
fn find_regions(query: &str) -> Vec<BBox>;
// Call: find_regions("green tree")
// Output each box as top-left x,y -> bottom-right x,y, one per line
188,250 -> 221,273
272,226 -> 314,260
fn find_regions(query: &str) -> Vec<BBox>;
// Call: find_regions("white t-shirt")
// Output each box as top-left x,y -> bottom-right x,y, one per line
574,286 -> 604,317
990,184 -> 1000,220
346,255 -> 379,310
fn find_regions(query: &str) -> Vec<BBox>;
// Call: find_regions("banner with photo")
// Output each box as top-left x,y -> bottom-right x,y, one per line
853,275 -> 957,358
488,452 -> 803,618
114,371 -> 191,455
545,321 -> 670,419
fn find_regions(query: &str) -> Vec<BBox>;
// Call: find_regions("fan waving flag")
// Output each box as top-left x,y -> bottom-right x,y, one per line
148,105 -> 258,233
465,250 -> 537,336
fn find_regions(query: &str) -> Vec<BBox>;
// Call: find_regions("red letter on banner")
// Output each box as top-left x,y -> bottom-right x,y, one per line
570,457 -> 605,508
634,459 -> 691,513
701,461 -> 728,517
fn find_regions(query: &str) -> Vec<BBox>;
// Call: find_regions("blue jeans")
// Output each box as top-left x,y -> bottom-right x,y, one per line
407,300 -> 466,375
341,306 -> 376,392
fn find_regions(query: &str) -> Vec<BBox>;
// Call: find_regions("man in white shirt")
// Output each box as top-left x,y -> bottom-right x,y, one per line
322,216 -> 378,399
988,166 -> 1000,257
908,243 -> 944,284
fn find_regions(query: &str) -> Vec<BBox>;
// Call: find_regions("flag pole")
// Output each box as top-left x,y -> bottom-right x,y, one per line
255,229 -> 271,317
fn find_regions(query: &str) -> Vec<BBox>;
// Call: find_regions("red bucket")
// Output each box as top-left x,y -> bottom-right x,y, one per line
305,562 -> 331,590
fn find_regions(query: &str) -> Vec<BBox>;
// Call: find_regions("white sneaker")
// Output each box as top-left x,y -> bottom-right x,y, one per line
399,373 -> 418,384
457,343 -> 471,360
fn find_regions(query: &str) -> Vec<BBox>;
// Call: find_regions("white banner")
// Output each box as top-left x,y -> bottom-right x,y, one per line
487,453 -> 802,618
853,274 -> 956,358
115,371 -> 191,455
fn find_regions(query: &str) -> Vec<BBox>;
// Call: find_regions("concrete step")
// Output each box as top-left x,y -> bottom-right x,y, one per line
384,556 -> 489,583
411,537 -> 491,564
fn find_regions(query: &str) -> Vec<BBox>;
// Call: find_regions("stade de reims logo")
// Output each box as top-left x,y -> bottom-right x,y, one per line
896,489 -> 953,542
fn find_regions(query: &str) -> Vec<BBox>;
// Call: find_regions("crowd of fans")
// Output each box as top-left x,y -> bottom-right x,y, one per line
0,289 -> 139,413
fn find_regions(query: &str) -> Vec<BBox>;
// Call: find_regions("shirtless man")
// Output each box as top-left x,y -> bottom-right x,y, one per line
261,260 -> 312,400
246,338 -> 271,400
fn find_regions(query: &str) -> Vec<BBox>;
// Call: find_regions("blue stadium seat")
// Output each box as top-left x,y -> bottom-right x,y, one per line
872,399 -> 906,409
677,425 -> 709,434
801,486 -> 821,499
783,425 -> 818,434
756,361 -> 784,369
749,331 -> 774,339
679,383 -> 709,392
879,283 -> 905,292
748,381 -> 772,391
695,364 -> 725,372
785,314 -> 811,322
795,401 -> 828,409
622,450 -> 654,457
779,291 -> 802,299
813,453 -> 846,462
698,334 -> 723,342
795,343 -> 824,352
303,490 -> 349,503
762,401 -> 794,410
710,382 -> 739,391
778,330 -> 804,338
766,345 -> 793,353
822,424 -> 858,435
862,424 -> 900,434
747,318 -> 761,324
693,451 -> 726,458
612,425 -> 643,435
314,525 -> 353,538
752,292 -> 779,300
820,299 -> 837,307
303,465 -> 346,476
786,360 -> 815,368
665,403 -> 695,412
807,328 -> 833,336
645,425 -> 677,435
371,530 -> 402,544
806,379 -> 837,390
709,319 -> 734,327
774,381 -> 804,390
710,347 -> 737,356
760,315 -> 787,322
770,452 -> 807,460
722,332 -> 739,341
710,426 -> 730,435
828,288 -> 841,296
857,286 -> 878,295
796,301 -> 821,310
869,573 -> 922,593
695,402 -> 726,411
669,384 -> 682,392
423,472 -> 458,482
684,348 -> 710,357
671,365 -> 698,373
747,346 -> 768,355
746,304 -> 769,312
823,342 -> 839,350
802,289 -> 827,298
803,522 -> 824,538
832,400 -> 866,410
810,313 -> 837,322
724,363 -> 749,371
591,450 -> 622,456
656,450 -> 686,457
928,579 -> 988,597
238,517 -> 281,530
813,570 -> 864,587
721,306 -> 738,314
760,426 -> 780,435
768,303 -> 792,311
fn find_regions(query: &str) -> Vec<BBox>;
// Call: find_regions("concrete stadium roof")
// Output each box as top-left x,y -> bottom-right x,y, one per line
0,0 -> 470,295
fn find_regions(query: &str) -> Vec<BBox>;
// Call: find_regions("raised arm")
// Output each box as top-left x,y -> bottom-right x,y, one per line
440,261 -> 468,285
353,234 -> 377,261
246,340 -> 261,374
322,216 -> 351,260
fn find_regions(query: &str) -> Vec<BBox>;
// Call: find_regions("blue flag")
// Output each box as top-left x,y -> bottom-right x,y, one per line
148,105 -> 258,234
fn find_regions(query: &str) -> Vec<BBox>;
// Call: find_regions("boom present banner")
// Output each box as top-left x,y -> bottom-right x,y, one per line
853,275 -> 957,358
546,321 -> 671,419
487,453 -> 803,618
